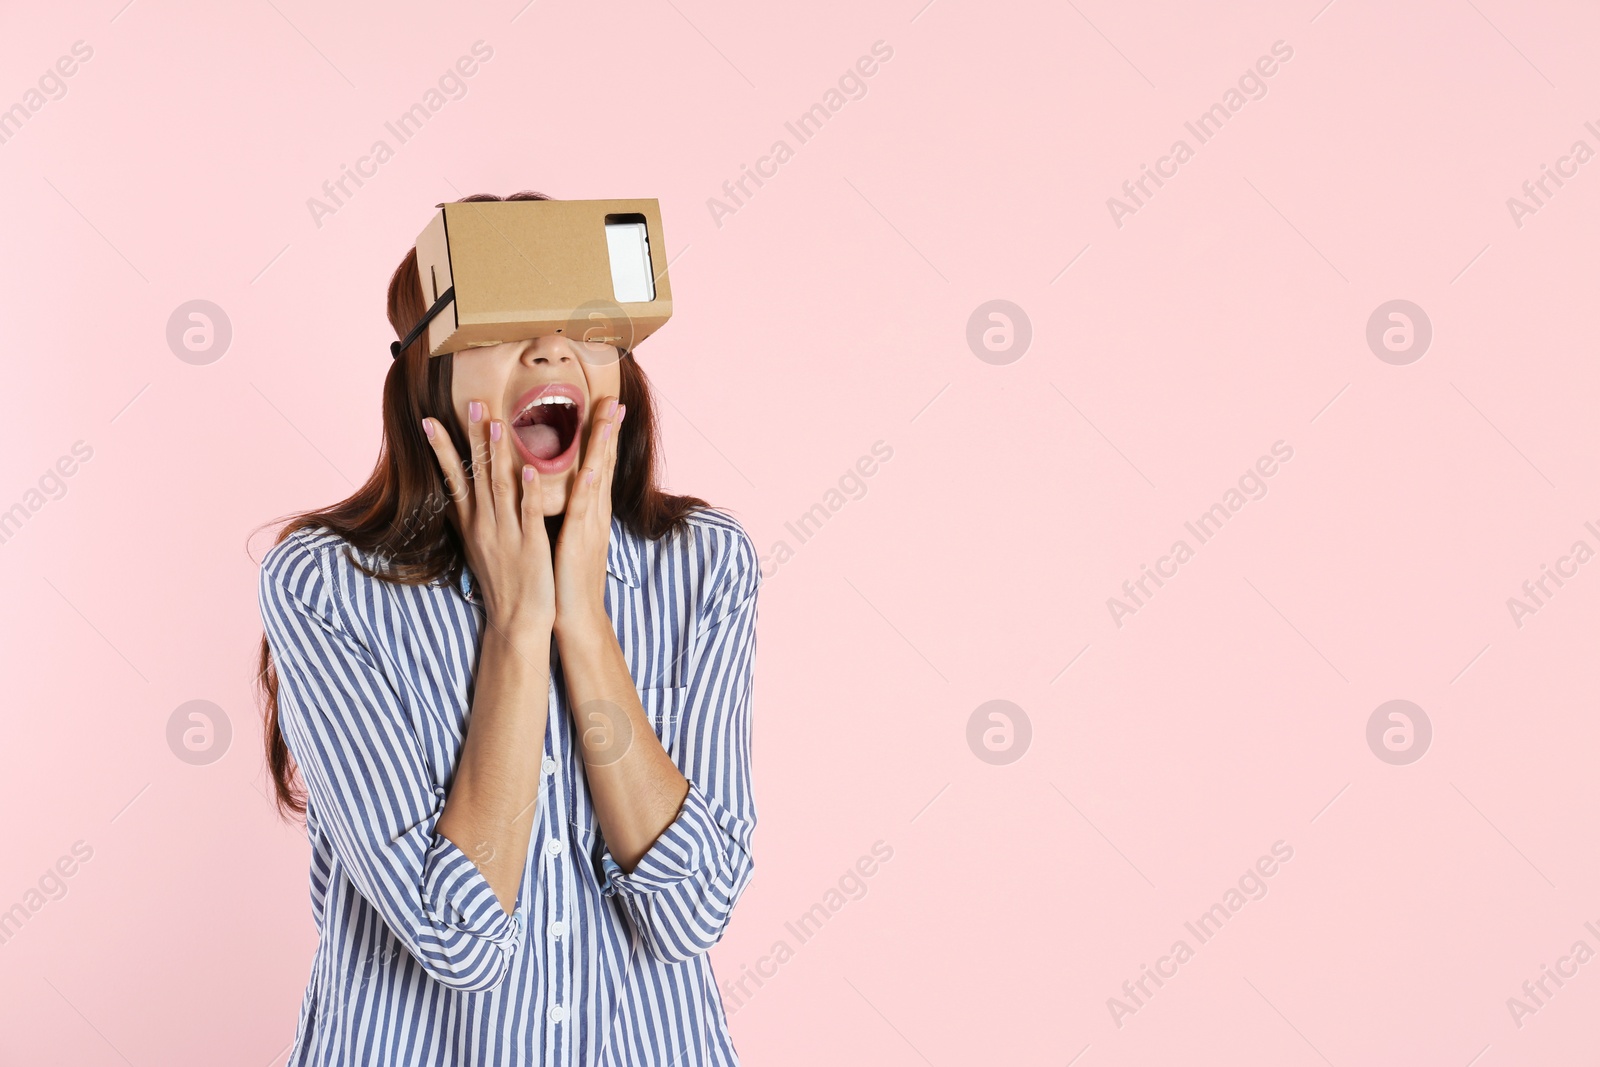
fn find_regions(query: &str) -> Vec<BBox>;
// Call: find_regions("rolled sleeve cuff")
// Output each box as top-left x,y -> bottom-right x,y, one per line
599,780 -> 721,896
422,833 -> 523,949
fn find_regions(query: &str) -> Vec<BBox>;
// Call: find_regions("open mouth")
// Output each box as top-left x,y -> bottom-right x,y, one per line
509,384 -> 584,474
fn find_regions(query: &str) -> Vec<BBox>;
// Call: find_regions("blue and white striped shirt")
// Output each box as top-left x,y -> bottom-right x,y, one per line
258,507 -> 761,1066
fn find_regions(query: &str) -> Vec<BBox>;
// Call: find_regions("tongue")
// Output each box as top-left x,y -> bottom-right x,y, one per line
515,423 -> 563,460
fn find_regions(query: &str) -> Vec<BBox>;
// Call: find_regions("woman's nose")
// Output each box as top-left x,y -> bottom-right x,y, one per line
520,336 -> 574,365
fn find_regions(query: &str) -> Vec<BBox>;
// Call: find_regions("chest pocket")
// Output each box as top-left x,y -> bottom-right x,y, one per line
565,685 -> 689,848
637,685 -> 688,757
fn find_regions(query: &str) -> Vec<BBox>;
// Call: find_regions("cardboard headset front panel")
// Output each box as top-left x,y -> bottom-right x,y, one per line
412,198 -> 672,357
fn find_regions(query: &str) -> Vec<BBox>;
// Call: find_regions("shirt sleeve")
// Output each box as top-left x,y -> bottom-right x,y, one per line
596,521 -> 761,964
259,531 -> 526,993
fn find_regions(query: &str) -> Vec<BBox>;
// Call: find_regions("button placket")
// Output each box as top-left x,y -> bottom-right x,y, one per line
539,639 -> 584,1060
544,686 -> 567,863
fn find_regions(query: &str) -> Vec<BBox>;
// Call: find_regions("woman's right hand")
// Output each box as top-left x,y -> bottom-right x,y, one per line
422,400 -> 555,638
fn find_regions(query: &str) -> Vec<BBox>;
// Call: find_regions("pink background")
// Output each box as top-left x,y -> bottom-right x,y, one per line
3,0 -> 1598,1063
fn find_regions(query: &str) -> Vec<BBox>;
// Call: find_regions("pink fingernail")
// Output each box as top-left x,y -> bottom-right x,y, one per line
586,469 -> 596,485
523,466 -> 535,482
618,404 -> 627,422
490,421 -> 502,442
608,398 -> 619,417
422,419 -> 435,439
469,401 -> 484,423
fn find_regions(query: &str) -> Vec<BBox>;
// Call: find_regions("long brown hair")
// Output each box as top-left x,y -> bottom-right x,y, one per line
255,190 -> 707,821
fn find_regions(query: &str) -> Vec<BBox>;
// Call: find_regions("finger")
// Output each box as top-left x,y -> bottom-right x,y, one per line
489,417 -> 516,531
580,396 -> 619,496
563,400 -> 603,521
599,401 -> 624,501
466,400 -> 493,521
421,417 -> 473,530
520,463 -> 550,555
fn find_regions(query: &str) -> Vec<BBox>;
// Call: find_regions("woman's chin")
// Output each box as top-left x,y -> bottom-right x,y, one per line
538,479 -> 572,517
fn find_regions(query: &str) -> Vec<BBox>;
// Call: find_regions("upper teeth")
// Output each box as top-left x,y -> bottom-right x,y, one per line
515,395 -> 576,420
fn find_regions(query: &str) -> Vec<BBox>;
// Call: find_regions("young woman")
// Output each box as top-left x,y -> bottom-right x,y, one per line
256,191 -> 761,1065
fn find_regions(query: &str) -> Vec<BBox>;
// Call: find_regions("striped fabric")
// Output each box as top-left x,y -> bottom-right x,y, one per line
257,507 -> 761,1066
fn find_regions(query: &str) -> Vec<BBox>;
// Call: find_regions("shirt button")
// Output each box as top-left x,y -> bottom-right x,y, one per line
546,839 -> 564,857
548,1004 -> 566,1024
542,758 -> 557,776
549,920 -> 567,939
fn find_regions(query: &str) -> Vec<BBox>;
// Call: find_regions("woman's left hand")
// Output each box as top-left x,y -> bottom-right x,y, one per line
553,394 -> 625,639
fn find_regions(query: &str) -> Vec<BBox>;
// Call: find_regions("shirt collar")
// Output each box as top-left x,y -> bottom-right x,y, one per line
455,513 -> 641,600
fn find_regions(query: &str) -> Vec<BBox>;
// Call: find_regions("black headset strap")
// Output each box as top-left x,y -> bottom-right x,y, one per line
391,286 -> 455,360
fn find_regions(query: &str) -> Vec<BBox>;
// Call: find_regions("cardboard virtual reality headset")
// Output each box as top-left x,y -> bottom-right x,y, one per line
392,198 -> 672,360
